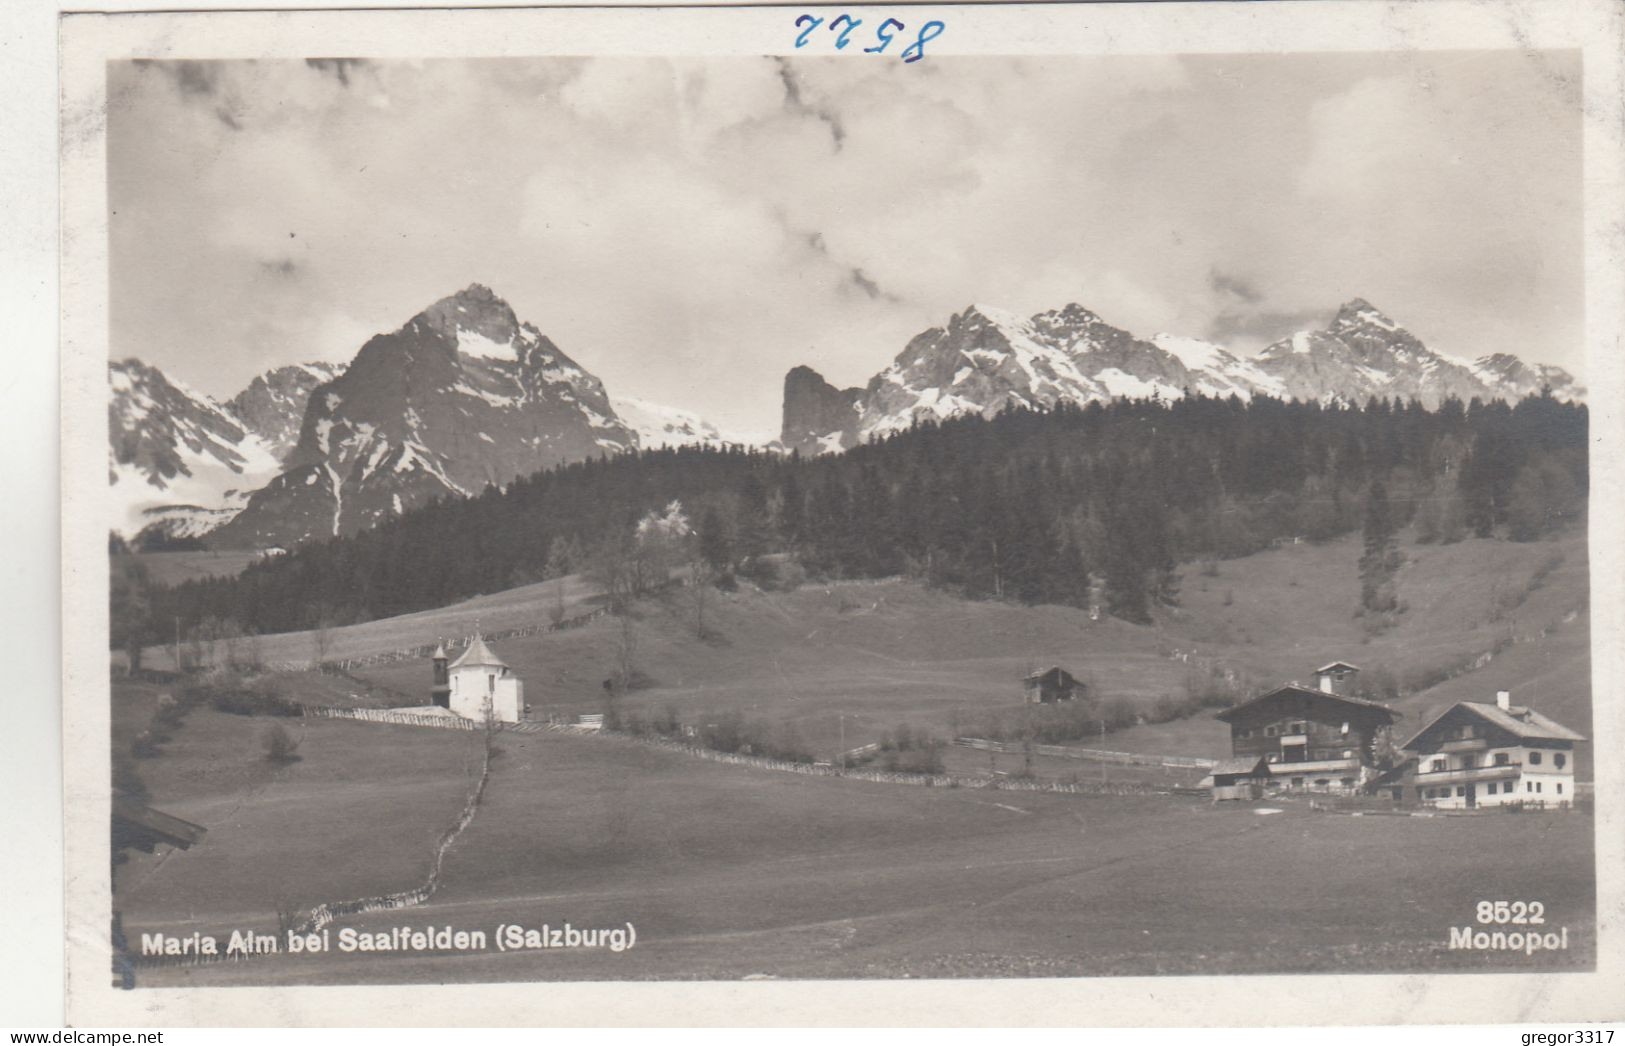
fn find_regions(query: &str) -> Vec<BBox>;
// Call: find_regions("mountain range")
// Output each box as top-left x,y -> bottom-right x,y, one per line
777,298 -> 1583,455
109,286 -> 1581,550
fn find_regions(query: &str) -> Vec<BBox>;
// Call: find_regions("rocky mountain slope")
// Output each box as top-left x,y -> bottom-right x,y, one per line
206,285 -> 638,549
227,362 -> 345,461
780,298 -> 1582,455
108,359 -> 286,542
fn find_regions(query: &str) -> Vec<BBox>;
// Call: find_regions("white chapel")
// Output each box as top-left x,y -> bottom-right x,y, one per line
431,630 -> 523,724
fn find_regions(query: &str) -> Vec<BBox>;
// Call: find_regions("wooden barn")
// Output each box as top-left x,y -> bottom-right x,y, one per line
1214,662 -> 1398,794
1023,666 -> 1083,704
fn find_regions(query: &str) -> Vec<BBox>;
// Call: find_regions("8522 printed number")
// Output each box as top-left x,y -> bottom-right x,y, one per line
1475,899 -> 1546,925
794,14 -> 946,63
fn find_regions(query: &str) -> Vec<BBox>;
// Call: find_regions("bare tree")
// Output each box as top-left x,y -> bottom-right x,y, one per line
310,606 -> 339,665
614,614 -> 639,694
688,552 -> 717,639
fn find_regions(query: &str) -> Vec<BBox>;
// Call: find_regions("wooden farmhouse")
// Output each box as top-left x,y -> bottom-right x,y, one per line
1213,661 -> 1399,794
1393,690 -> 1584,809
1023,666 -> 1083,704
431,632 -> 523,724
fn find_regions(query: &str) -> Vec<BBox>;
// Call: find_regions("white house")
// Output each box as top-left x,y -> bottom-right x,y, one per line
1398,690 -> 1584,809
441,632 -> 523,725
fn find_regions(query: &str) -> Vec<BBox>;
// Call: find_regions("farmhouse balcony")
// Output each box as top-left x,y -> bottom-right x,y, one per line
1414,762 -> 1520,786
1268,757 -> 1362,774
1278,734 -> 1308,747
1440,738 -> 1488,753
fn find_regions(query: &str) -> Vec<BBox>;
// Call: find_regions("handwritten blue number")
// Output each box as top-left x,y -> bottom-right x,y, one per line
865,18 -> 903,53
829,14 -> 863,50
794,14 -> 824,48
900,20 -> 944,63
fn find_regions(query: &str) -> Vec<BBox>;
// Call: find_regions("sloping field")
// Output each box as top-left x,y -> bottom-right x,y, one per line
314,530 -> 1587,768
1174,530 -> 1587,692
342,578 -> 1180,754
116,713 -> 485,933
129,549 -> 265,587
139,573 -> 606,670
138,728 -> 1595,985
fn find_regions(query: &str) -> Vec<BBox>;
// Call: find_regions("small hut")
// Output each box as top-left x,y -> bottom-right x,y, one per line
1023,666 -> 1083,705
1202,755 -> 1272,801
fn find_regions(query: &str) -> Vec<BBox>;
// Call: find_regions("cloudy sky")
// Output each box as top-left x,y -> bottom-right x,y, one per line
108,51 -> 1582,439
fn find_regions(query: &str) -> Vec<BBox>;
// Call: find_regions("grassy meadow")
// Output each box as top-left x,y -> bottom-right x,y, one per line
130,727 -> 1595,985
114,526 -> 1595,984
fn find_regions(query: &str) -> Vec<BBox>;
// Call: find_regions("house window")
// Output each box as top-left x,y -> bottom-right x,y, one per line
1238,728 -> 1252,739
1526,781 -> 1534,793
1289,722 -> 1306,734
1554,753 -> 1566,769
1529,751 -> 1543,766
1314,778 -> 1329,787
1291,777 -> 1304,787
1265,725 -> 1278,737
1494,752 -> 1510,765
1431,758 -> 1447,772
1487,783 -> 1497,795
1535,781 -> 1542,793
1339,777 -> 1354,788
1556,783 -> 1563,795
1456,786 -> 1466,797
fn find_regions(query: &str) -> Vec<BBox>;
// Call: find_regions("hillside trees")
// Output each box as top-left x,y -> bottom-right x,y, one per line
1358,476 -> 1402,619
1506,452 -> 1584,542
110,555 -> 154,673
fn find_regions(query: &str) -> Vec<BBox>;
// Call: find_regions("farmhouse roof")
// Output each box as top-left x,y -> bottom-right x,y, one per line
112,797 -> 207,852
1210,756 -> 1271,777
451,633 -> 507,670
1400,701 -> 1586,751
1024,666 -> 1076,683
1315,661 -> 1360,673
432,640 -> 447,660
1214,684 -> 1398,724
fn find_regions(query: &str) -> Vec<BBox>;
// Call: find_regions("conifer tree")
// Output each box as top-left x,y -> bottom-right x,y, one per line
1359,476 -> 1401,616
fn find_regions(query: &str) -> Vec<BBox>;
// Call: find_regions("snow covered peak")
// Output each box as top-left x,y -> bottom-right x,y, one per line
782,295 -> 1581,455
1150,333 -> 1228,372
419,283 -> 524,350
958,303 -> 1030,331
611,395 -> 748,450
1330,298 -> 1400,333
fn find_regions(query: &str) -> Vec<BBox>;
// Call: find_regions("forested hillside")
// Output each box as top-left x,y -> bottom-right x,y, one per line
113,391 -> 1586,650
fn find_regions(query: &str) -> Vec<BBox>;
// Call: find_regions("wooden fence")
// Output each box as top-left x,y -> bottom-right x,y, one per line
954,737 -> 1216,770
303,706 -> 481,730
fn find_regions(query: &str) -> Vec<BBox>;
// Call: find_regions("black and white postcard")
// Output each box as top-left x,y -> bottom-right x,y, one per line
57,0 -> 1625,1026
